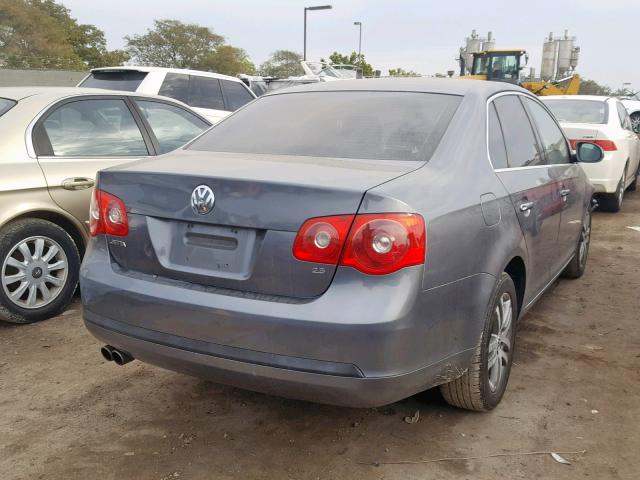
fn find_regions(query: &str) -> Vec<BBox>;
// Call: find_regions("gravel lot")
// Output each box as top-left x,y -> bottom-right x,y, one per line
2,191 -> 639,480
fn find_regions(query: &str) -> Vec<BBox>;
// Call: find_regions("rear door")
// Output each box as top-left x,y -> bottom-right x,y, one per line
522,96 -> 584,267
33,96 -> 153,230
490,94 -> 563,295
132,99 -> 211,154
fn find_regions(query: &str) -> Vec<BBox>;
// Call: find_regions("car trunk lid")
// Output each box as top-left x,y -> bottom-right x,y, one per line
98,150 -> 420,298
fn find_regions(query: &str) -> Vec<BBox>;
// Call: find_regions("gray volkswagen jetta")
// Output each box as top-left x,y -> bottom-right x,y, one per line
81,78 -> 599,411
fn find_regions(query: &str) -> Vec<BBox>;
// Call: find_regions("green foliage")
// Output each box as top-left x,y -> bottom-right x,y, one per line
259,50 -> 304,77
327,51 -> 374,77
388,67 -> 420,77
0,0 -> 127,69
578,78 -> 612,96
125,19 -> 255,76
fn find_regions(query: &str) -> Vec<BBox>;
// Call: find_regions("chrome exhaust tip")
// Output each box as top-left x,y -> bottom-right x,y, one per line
111,348 -> 134,366
100,345 -> 115,362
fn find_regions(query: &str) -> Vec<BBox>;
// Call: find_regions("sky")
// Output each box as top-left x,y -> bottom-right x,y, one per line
61,0 -> 639,90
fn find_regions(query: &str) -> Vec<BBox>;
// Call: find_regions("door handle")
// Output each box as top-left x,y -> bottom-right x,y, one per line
519,201 -> 534,212
560,188 -> 571,197
62,177 -> 95,190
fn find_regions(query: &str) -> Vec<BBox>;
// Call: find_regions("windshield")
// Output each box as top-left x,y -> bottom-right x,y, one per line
542,99 -> 608,124
474,54 -> 519,80
473,56 -> 490,75
189,91 -> 461,161
0,98 -> 17,117
79,71 -> 148,91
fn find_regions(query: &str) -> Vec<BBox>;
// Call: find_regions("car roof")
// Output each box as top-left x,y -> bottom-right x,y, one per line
263,77 -> 530,98
0,86 -> 188,102
541,95 -> 612,102
0,86 -> 208,122
89,65 -> 243,83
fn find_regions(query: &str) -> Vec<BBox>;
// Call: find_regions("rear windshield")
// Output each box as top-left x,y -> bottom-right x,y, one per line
189,91 -> 461,161
542,99 -> 607,124
79,71 -> 148,91
0,98 -> 16,117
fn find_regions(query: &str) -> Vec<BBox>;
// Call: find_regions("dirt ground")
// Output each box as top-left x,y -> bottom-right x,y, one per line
1,193 -> 639,480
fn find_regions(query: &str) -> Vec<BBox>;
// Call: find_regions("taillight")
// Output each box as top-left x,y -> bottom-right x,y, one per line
293,213 -> 426,275
569,139 -> 617,151
292,215 -> 354,264
89,189 -> 128,237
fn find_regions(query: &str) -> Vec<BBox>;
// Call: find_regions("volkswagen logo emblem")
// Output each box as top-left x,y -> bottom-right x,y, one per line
190,185 -> 215,215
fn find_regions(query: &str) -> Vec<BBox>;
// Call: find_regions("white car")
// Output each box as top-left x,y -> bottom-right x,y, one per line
78,66 -> 257,124
542,95 -> 640,212
621,95 -> 640,133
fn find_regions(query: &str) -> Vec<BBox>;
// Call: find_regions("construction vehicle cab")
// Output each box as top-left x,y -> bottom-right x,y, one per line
466,48 -> 581,96
469,49 -> 527,84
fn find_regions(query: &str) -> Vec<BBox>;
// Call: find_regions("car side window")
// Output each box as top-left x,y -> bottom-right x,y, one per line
189,76 -> 225,110
487,102 -> 508,169
135,100 -> 210,154
522,97 -> 570,165
41,99 -> 148,157
493,95 -> 545,168
221,80 -> 254,111
158,73 -> 190,104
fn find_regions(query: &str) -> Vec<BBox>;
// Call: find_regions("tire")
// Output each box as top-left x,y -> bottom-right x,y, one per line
0,219 -> 80,324
627,164 -> 638,192
562,209 -> 591,279
599,173 -> 625,213
440,272 -> 517,411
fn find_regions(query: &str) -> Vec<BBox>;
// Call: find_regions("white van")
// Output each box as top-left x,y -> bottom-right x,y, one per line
78,66 -> 256,123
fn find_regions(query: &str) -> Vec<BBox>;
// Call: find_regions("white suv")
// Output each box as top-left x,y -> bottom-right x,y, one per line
78,66 -> 256,123
542,95 -> 640,212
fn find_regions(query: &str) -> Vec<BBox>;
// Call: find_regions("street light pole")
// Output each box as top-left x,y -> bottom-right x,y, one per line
303,5 -> 332,61
354,21 -> 362,57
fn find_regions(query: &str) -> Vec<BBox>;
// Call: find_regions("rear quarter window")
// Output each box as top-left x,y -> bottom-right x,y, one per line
79,71 -> 148,91
221,80 -> 255,111
0,98 -> 17,117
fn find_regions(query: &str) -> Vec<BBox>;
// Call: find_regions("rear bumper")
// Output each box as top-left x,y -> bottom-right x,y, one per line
81,237 -> 494,407
85,316 -> 472,407
579,154 -> 625,193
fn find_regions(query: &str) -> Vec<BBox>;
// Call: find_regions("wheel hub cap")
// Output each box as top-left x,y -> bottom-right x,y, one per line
1,236 -> 68,309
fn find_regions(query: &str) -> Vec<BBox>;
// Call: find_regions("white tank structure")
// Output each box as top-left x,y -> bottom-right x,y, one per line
483,31 -> 496,52
458,30 -> 496,75
557,30 -> 578,78
541,32 -> 558,81
540,30 -> 580,81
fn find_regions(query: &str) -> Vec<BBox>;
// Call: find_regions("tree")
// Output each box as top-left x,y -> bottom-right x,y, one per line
0,0 -> 84,69
32,0 -> 128,68
327,51 -> 374,77
389,67 -> 420,77
578,78 -> 611,96
0,0 -> 127,69
205,45 -> 255,76
259,50 -> 304,77
125,19 -> 255,76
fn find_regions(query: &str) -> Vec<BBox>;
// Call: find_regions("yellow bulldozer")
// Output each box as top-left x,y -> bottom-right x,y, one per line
465,49 -> 581,96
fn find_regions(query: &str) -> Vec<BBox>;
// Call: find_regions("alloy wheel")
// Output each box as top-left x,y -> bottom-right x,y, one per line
487,292 -> 513,393
579,211 -> 591,268
631,113 -> 640,134
1,236 -> 68,309
618,173 -> 625,207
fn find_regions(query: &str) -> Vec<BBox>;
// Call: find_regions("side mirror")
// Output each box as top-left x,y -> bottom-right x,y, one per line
576,142 -> 604,163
